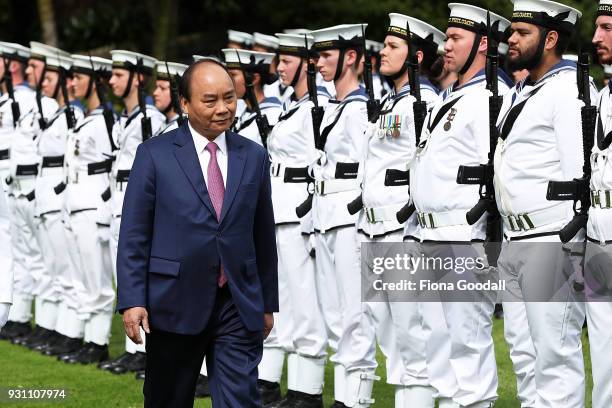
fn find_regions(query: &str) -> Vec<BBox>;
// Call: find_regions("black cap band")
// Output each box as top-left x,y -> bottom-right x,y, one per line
511,10 -> 575,34
447,17 -> 487,35
598,4 -> 612,17
311,35 -> 363,52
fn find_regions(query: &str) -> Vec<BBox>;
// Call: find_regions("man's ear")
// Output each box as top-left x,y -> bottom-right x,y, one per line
180,96 -> 188,114
345,49 -> 358,67
478,35 -> 488,54
544,30 -> 559,52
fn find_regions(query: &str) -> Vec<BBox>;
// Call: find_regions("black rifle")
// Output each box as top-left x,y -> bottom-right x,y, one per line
137,59 -> 152,141
237,52 -> 272,148
165,62 -> 185,127
2,56 -> 21,127
36,63 -> 48,130
395,18 -> 427,224
362,25 -> 380,123
296,35 -> 323,218
546,52 -> 596,243
58,63 -> 76,129
455,12 -> 503,247
89,54 -> 117,151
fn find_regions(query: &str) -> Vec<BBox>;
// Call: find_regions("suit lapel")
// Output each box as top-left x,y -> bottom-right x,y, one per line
173,123 -> 216,218
219,132 -> 245,225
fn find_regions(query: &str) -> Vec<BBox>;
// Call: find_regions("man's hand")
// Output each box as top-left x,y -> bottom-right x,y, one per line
123,307 -> 150,344
263,313 -> 274,340
0,303 -> 10,329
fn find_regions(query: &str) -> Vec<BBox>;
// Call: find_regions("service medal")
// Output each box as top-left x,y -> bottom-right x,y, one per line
444,121 -> 451,131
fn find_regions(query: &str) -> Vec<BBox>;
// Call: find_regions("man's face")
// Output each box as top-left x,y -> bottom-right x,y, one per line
276,54 -> 302,87
229,69 -> 246,99
72,72 -> 90,99
444,27 -> 477,74
507,22 -> 542,71
26,58 -> 45,86
153,79 -> 172,111
316,49 -> 340,82
41,70 -> 58,98
109,68 -> 131,98
380,35 -> 408,76
594,16 -> 612,65
182,63 -> 237,138
0,59 -> 5,80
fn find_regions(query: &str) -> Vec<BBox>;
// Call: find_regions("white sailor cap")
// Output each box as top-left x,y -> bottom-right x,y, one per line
110,50 -> 157,75
365,40 -> 384,53
604,64 -> 612,76
447,3 -> 490,34
511,0 -> 582,33
71,55 -> 113,77
276,33 -> 313,57
192,55 -> 226,66
387,13 -> 446,48
222,49 -> 275,74
228,30 -> 254,47
283,28 -> 311,35
311,24 -> 367,52
44,54 -> 73,72
29,41 -> 69,62
599,0 -> 612,17
156,61 -> 188,81
253,33 -> 279,51
0,42 -> 30,63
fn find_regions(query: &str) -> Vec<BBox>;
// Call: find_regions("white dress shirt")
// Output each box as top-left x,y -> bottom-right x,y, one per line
189,122 -> 228,188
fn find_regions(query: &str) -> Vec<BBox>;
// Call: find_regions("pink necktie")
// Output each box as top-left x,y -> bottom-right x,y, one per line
205,142 -> 227,287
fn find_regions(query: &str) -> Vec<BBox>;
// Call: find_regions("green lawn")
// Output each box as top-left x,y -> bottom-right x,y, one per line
0,317 -> 593,407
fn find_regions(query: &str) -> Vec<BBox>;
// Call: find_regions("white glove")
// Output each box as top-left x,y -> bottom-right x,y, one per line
0,303 -> 11,329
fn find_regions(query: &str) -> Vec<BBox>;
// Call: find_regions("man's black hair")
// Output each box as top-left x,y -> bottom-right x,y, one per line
180,57 -> 231,102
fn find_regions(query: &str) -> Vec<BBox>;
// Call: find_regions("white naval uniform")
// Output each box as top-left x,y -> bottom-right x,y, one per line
408,70 -> 510,407
494,60 -> 591,408
257,89 -> 330,393
234,96 -> 282,146
310,86 -> 372,404
0,186 -> 12,328
7,90 -> 57,324
33,102 -> 84,332
264,79 -> 292,104
60,106 -> 115,344
356,79 -> 439,406
0,85 -> 32,191
584,82 -> 612,408
110,104 -> 164,353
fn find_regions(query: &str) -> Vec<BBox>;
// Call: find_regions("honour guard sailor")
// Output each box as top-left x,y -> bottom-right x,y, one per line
0,42 -> 33,340
259,32 -> 330,408
153,61 -> 188,136
407,4 -> 511,407
222,48 -> 281,146
581,1 -> 612,407
99,50 -> 163,375
307,23 -> 374,407
3,42 -> 58,342
354,13 -> 443,407
494,1 -> 591,407
253,33 -> 293,104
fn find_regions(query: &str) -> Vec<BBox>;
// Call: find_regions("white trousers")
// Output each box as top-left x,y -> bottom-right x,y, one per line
8,195 -> 45,323
584,241 -> 612,408
499,237 -> 585,408
316,226 -> 377,372
419,241 -> 498,406
67,210 -> 114,345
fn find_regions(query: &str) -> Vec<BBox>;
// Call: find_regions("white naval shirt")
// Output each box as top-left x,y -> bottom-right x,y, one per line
0,189 -> 12,304
189,122 -> 228,189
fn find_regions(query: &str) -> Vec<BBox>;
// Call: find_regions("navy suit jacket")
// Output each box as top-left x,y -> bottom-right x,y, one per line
116,122 -> 278,334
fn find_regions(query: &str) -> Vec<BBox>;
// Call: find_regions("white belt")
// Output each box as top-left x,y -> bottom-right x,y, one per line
365,203 -> 404,223
416,209 -> 468,229
314,178 -> 357,196
501,204 -> 567,232
591,190 -> 612,209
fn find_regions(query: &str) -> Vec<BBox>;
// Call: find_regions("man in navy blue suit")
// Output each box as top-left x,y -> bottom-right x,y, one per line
116,58 -> 278,408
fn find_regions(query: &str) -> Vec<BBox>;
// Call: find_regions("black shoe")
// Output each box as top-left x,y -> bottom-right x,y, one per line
25,327 -> 55,349
258,379 -> 281,405
98,351 -> 136,371
195,374 -> 211,398
275,390 -> 323,408
110,351 -> 146,374
13,325 -> 44,346
66,342 -> 109,364
46,335 -> 82,356
0,321 -> 18,339
35,332 -> 66,353
4,322 -> 33,342
58,344 -> 85,362
134,370 -> 146,381
330,401 -> 348,408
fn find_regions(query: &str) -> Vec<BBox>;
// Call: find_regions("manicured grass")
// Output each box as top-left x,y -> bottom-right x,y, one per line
0,316 -> 593,407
